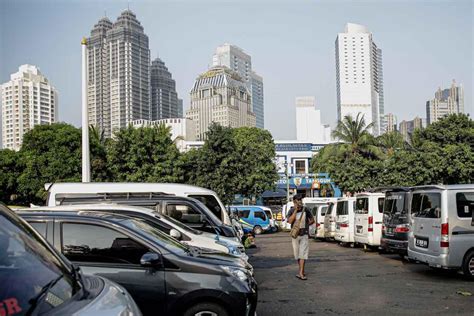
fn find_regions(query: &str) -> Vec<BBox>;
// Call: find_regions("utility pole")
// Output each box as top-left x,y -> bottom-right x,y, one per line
81,37 -> 90,182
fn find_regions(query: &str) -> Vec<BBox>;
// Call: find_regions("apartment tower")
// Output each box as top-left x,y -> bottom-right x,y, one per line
426,80 -> 464,125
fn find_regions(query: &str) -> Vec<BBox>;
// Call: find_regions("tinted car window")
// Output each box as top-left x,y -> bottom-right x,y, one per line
29,221 -> 47,237
165,204 -> 203,224
238,210 -> 250,218
320,206 -> 328,216
355,198 -> 369,214
411,193 -> 441,219
384,192 -> 406,214
378,198 -> 385,213
254,211 -> 266,221
62,223 -> 149,264
264,210 -> 272,219
336,201 -> 348,215
1,206 -> 77,314
188,195 -> 222,219
326,204 -> 334,215
456,192 -> 474,218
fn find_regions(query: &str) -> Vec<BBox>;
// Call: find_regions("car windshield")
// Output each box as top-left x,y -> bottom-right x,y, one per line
384,192 -> 407,215
188,195 -> 223,220
116,216 -> 189,253
161,214 -> 203,235
193,200 -> 223,225
0,205 -> 78,314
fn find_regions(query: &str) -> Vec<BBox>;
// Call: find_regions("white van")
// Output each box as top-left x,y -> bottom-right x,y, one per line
303,198 -> 335,238
45,182 -> 235,229
407,185 -> 474,279
324,201 -> 338,239
335,197 -> 356,244
354,192 -> 385,248
280,201 -> 294,231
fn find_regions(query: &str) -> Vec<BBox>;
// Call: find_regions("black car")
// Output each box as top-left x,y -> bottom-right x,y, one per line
18,210 -> 257,316
381,187 -> 413,256
55,193 -> 239,239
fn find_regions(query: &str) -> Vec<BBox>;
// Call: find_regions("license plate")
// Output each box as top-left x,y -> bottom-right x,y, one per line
386,228 -> 393,234
415,238 -> 429,248
356,226 -> 363,233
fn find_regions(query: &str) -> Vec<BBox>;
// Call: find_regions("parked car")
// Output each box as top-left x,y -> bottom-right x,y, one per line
24,204 -> 248,262
45,182 -> 244,238
17,209 -> 258,316
354,192 -> 385,249
324,201 -> 338,239
334,197 -> 356,244
407,185 -> 474,279
259,206 -> 278,232
303,198 -> 335,238
381,187 -> 413,256
0,204 -> 141,316
228,206 -> 271,235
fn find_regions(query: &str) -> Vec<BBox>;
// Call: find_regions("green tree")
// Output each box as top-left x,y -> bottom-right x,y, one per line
190,123 -> 240,205
232,127 -> 278,199
0,149 -> 21,204
89,125 -> 110,181
418,113 -> 474,147
107,124 -> 183,182
377,131 -> 405,157
17,123 -> 82,204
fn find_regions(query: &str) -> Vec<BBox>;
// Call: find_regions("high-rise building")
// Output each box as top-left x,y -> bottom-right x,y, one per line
295,97 -> 328,144
186,66 -> 256,140
426,80 -> 464,125
150,57 -> 181,120
177,98 -> 183,118
212,43 -> 264,128
383,113 -> 397,133
86,10 -> 150,138
1,65 -> 58,150
399,116 -> 423,142
335,23 -> 384,136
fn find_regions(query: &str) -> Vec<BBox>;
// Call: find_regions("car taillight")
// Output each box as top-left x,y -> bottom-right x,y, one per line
340,223 -> 349,228
440,223 -> 449,248
394,225 -> 410,233
316,223 -> 320,227
382,224 -> 385,232
368,216 -> 373,232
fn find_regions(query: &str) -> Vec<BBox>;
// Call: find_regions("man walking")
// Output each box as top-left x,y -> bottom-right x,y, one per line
287,194 -> 314,280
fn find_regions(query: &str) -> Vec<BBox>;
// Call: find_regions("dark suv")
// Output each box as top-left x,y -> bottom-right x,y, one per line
18,209 -> 257,316
381,187 -> 413,256
55,193 -> 240,240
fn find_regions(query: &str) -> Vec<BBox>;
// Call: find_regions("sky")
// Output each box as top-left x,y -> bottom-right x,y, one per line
1,0 -> 472,140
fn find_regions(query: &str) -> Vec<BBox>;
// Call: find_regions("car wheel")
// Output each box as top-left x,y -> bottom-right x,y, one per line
183,302 -> 229,316
253,225 -> 263,235
462,250 -> 474,280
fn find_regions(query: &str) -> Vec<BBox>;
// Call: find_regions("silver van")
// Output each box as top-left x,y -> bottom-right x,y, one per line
407,185 -> 474,279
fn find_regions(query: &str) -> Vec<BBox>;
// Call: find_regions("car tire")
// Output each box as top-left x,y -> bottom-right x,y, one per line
253,225 -> 263,235
183,302 -> 229,316
462,250 -> 474,280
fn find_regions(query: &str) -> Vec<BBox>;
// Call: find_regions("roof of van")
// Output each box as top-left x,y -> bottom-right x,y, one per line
45,182 -> 217,195
411,184 -> 474,191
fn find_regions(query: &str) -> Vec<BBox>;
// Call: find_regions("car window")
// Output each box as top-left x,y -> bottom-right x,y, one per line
29,221 -> 47,238
320,206 -> 328,216
1,206 -> 77,314
384,192 -> 406,215
264,210 -> 272,219
378,198 -> 385,213
162,214 -> 203,235
238,210 -> 250,218
61,223 -> 149,265
165,203 -> 204,224
456,192 -> 474,218
411,193 -> 441,219
355,198 -> 369,214
188,195 -> 222,219
254,211 -> 266,221
326,204 -> 333,215
336,201 -> 348,215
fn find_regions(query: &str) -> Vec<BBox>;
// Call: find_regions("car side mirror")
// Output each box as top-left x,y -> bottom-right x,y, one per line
170,229 -> 182,240
140,252 -> 162,268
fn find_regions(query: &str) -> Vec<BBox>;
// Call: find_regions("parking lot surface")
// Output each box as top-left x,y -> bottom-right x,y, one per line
248,232 -> 474,315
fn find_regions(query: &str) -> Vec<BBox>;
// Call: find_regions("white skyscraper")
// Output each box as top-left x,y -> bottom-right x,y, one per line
426,80 -> 464,125
295,96 -> 328,144
212,43 -> 264,128
1,65 -> 58,150
335,23 -> 384,136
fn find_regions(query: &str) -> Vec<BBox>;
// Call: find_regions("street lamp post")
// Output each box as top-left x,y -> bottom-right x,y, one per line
81,37 -> 90,182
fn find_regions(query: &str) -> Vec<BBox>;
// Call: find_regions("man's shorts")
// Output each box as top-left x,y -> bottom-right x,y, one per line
291,235 -> 309,260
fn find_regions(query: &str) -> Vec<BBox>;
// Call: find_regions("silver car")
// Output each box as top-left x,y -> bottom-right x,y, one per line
407,185 -> 474,279
0,204 -> 141,316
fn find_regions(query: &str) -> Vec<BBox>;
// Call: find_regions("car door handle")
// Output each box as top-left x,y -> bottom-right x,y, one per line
375,221 -> 382,224
432,225 -> 440,228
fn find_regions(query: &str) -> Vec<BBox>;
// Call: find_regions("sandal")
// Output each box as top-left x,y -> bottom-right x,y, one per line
296,275 -> 308,280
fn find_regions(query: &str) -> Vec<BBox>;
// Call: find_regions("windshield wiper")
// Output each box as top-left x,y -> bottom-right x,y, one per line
25,275 -> 64,316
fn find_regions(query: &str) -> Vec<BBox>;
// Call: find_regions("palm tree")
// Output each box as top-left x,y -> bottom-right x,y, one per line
89,125 -> 106,146
377,131 -> 404,157
331,113 -> 380,157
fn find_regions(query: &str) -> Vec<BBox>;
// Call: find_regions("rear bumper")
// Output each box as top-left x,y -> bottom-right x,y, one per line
354,235 -> 368,244
381,238 -> 407,253
407,249 -> 450,268
335,230 -> 354,243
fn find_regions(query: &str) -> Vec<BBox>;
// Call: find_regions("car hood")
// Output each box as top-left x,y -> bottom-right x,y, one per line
189,247 -> 252,270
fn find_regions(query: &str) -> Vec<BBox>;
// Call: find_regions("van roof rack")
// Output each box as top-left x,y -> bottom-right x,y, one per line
56,192 -> 174,205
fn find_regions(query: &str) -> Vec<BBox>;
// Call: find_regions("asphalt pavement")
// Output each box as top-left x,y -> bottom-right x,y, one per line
247,232 -> 474,316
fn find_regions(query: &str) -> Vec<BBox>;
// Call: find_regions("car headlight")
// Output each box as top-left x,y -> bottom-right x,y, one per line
221,266 -> 248,282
